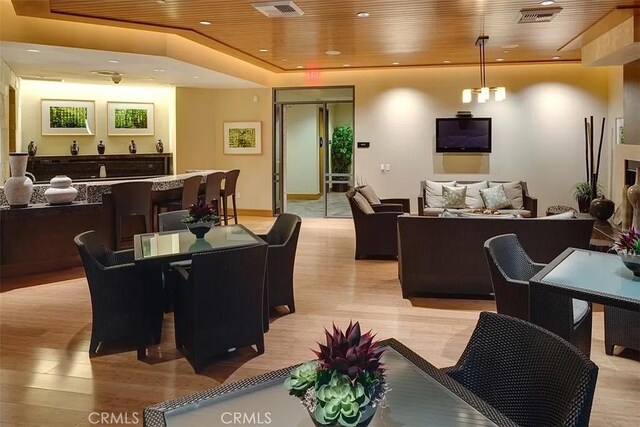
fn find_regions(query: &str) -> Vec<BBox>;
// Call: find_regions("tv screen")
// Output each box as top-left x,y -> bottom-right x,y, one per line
435,118 -> 492,153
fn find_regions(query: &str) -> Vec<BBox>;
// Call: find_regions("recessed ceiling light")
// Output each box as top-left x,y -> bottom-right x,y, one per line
552,56 -> 561,60
146,78 -> 155,81
192,75 -> 200,79
443,60 -> 451,64
325,50 -> 341,56
153,69 -> 165,72
258,48 -> 269,52
342,64 -> 351,67
199,20 -> 212,25
501,44 -> 520,49
503,50 -> 510,53
27,49 -> 40,53
356,12 -> 370,18
108,59 -> 120,63
296,65 -> 304,69
392,62 -> 400,65
496,58 -> 504,62
156,0 -> 166,4
282,58 -> 287,61
540,1 -> 555,5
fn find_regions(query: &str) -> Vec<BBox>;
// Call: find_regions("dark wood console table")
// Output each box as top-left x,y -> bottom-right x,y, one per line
27,154 -> 172,183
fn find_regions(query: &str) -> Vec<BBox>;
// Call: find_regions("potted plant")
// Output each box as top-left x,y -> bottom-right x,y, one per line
330,125 -> 354,192
284,321 -> 388,427
573,181 -> 595,213
181,199 -> 218,239
613,227 -> 640,277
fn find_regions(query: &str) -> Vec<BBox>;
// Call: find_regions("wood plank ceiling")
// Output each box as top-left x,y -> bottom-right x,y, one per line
40,0 -> 640,70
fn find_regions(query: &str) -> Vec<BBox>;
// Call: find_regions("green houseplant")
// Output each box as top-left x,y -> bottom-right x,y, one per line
330,125 -> 354,192
284,321 -> 388,427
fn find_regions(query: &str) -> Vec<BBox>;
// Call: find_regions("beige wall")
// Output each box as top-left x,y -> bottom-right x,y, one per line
269,64 -> 611,213
0,57 -> 17,181
19,80 -> 175,157
176,87 -> 272,211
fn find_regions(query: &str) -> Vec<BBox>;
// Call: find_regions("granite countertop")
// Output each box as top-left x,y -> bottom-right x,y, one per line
0,170 -> 224,207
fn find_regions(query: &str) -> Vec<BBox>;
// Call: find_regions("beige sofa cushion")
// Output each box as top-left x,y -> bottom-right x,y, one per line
489,181 -> 524,209
425,180 -> 456,208
352,192 -> 374,214
357,185 -> 381,205
442,185 -> 466,208
457,181 -> 488,208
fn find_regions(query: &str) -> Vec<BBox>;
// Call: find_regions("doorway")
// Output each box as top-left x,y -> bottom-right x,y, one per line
273,87 -> 354,218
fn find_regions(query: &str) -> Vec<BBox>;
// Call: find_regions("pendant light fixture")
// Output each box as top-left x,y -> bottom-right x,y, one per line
462,36 -> 506,103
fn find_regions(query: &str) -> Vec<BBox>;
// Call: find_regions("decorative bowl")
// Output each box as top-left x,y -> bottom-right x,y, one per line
185,221 -> 213,239
619,253 -> 640,277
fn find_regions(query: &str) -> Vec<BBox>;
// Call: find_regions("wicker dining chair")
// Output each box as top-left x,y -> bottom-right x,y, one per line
75,230 -> 160,358
257,213 -> 302,331
171,243 -> 268,373
604,306 -> 640,355
158,210 -> 188,232
484,233 -> 592,356
220,169 -> 240,225
443,312 -> 599,427
111,181 -> 153,250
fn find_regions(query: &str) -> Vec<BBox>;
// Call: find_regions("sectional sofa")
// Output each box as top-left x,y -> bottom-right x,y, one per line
397,214 -> 594,298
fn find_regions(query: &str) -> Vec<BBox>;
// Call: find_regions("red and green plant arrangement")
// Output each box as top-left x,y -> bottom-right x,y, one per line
284,321 -> 388,427
181,199 -> 218,224
613,227 -> 640,255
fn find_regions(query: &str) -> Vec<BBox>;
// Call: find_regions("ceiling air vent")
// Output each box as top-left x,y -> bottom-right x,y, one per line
516,7 -> 562,23
252,1 -> 304,18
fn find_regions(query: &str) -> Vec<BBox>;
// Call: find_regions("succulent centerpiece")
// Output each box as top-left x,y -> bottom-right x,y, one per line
613,227 -> 640,277
284,321 -> 388,427
181,200 -> 218,238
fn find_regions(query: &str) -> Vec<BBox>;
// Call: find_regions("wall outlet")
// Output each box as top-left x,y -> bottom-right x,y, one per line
385,164 -> 391,171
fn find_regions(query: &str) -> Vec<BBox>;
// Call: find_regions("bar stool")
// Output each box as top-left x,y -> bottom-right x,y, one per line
220,169 -> 240,225
205,171 -> 225,222
169,175 -> 203,211
111,181 -> 153,250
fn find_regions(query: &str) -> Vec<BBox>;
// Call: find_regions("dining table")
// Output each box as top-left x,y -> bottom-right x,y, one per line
529,248 -> 640,352
143,338 -> 516,427
132,225 -> 266,358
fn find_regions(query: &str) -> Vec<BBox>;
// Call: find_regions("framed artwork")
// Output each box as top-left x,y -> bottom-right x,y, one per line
224,122 -> 262,154
41,99 -> 95,135
107,102 -> 155,135
615,117 -> 624,144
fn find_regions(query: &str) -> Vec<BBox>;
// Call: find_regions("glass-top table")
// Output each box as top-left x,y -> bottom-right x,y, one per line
144,339 -> 514,427
530,248 -> 640,312
134,225 -> 264,265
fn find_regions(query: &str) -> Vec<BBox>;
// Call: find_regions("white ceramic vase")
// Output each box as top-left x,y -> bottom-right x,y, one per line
5,153 -> 33,208
44,175 -> 78,205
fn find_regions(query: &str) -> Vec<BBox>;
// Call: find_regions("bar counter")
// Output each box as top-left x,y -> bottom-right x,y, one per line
0,172 -> 219,278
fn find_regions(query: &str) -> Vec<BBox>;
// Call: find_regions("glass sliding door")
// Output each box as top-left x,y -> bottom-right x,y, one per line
273,87 -> 354,218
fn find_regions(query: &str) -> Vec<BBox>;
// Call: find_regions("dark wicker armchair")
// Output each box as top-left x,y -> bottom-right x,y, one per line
346,190 -> 403,260
258,213 -> 302,315
172,243 -> 268,373
484,234 -> 592,356
444,312 -> 598,427
158,210 -> 188,232
75,230 -> 160,358
604,306 -> 640,355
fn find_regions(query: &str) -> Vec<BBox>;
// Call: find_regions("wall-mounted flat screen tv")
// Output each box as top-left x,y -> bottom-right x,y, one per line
435,118 -> 492,153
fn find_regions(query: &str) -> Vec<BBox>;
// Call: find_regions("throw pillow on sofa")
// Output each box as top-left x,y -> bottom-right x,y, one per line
442,185 -> 467,208
489,181 -> 524,209
480,184 -> 512,210
357,185 -> 381,205
425,180 -> 456,208
352,192 -> 375,214
457,181 -> 488,209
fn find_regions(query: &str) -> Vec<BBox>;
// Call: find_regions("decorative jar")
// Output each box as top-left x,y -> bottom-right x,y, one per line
44,175 -> 78,205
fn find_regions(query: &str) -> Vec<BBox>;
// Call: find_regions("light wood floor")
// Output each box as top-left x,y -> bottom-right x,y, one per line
1,217 -> 638,426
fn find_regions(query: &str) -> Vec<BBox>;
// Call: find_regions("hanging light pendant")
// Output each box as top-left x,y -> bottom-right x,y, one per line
462,35 -> 506,103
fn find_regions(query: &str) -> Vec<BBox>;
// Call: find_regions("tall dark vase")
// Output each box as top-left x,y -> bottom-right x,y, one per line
97,140 -> 106,155
70,140 -> 79,156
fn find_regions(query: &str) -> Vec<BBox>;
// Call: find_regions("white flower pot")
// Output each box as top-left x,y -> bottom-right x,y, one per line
5,153 -> 33,208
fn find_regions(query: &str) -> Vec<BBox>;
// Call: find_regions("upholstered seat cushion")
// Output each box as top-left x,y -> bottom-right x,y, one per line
357,185 -> 381,205
425,180 -> 456,208
457,181 -> 488,209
